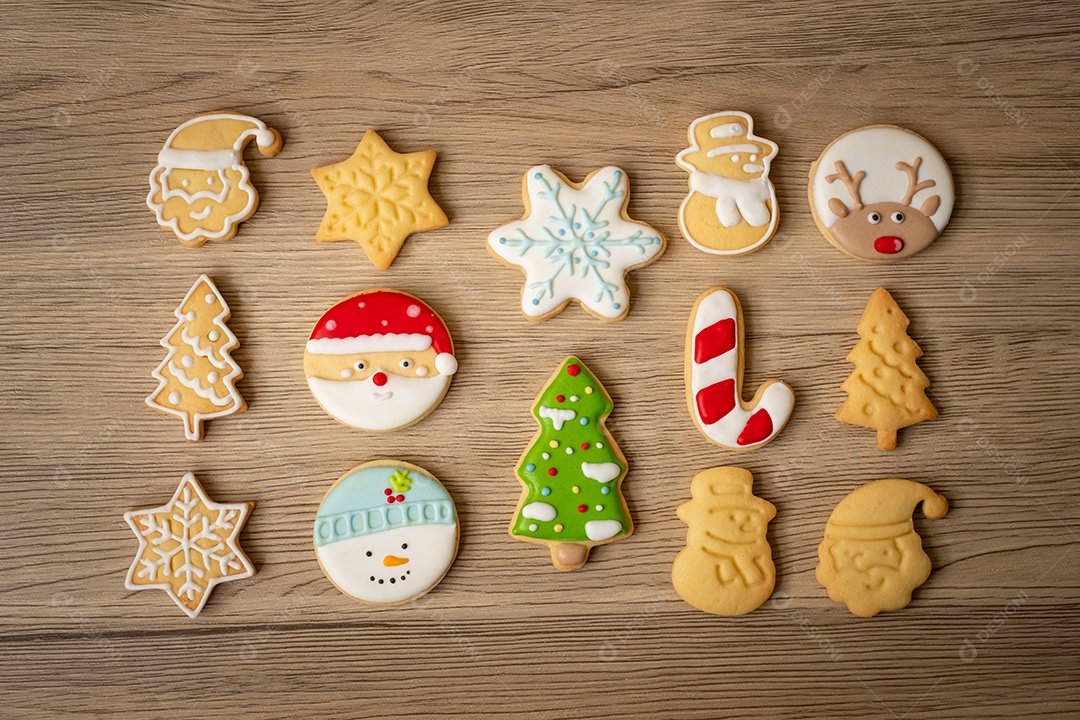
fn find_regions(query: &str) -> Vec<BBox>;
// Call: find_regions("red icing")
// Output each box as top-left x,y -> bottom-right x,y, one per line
694,317 -> 736,364
556,395 -> 565,403
577,504 -> 587,513
387,496 -> 396,504
383,488 -> 392,496
874,236 -> 904,254
695,379 -> 736,425
566,363 -> 580,377
737,409 -> 774,446
309,290 -> 454,355
581,443 -> 589,450
548,468 -> 557,476
372,371 -> 388,387
395,494 -> 405,502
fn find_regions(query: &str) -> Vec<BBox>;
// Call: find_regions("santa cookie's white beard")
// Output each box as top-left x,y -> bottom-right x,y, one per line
316,524 -> 457,604
308,373 -> 450,431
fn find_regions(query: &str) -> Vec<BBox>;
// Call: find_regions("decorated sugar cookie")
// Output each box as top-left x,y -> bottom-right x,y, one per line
487,165 -> 666,322
304,290 -> 458,432
124,473 -> 254,618
809,125 -> 954,261
311,130 -> 448,270
836,288 -> 937,450
509,357 -> 632,571
147,112 -> 282,247
686,287 -> 794,450
314,461 -> 458,605
146,274 -> 245,441
672,467 -> 776,615
675,111 -> 779,255
816,479 -> 948,617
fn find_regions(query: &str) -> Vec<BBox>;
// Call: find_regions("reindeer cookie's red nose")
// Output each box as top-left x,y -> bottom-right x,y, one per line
372,371 -> 388,387
874,236 -> 904,254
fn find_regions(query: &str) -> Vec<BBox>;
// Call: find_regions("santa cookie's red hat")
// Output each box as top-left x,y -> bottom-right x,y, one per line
307,290 -> 458,376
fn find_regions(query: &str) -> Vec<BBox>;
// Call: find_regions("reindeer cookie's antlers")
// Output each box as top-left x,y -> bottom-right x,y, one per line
896,157 -> 937,205
825,161 -> 866,210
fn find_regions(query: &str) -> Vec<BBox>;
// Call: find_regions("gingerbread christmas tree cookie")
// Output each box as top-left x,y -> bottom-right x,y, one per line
124,473 -> 254,618
509,357 -> 632,571
311,130 -> 448,270
146,274 -> 245,441
835,287 -> 937,450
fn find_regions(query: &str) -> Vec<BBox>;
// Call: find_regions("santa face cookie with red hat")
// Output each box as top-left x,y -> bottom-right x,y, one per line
303,290 -> 458,432
147,111 -> 282,247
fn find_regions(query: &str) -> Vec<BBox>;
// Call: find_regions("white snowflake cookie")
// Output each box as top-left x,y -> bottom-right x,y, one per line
487,165 -> 666,322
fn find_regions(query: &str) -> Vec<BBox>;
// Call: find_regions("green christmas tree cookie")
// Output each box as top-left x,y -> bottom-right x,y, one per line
509,356 -> 633,571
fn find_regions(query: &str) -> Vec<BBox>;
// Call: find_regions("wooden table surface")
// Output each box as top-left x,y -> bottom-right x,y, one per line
2,1 -> 1078,717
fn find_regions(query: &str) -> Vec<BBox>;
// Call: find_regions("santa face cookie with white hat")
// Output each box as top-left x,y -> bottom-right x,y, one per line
314,461 -> 458,605
147,111 -> 282,247
303,290 -> 458,432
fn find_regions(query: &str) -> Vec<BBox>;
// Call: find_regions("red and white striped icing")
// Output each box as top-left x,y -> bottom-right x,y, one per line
687,288 -> 794,449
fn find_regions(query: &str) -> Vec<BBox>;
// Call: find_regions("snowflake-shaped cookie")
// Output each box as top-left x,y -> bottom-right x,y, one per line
124,473 -> 254,618
312,130 -> 448,270
488,165 -> 666,321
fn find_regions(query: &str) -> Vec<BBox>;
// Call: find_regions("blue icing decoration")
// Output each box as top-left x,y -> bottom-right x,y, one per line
601,486 -> 611,495
579,417 -> 589,425
541,487 -> 551,496
526,463 -> 536,472
314,464 -> 456,547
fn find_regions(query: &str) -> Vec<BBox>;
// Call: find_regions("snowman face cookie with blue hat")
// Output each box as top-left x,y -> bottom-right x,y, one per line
314,460 -> 459,605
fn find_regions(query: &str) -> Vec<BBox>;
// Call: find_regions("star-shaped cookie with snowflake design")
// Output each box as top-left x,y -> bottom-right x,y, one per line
488,165 -> 666,321
312,130 -> 449,270
124,473 -> 254,618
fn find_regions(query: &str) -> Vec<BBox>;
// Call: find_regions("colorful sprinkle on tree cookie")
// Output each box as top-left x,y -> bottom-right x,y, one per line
509,357 -> 632,571
311,130 -> 448,270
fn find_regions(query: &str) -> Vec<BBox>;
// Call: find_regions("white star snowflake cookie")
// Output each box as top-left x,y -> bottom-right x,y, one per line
124,472 -> 254,618
488,165 -> 666,321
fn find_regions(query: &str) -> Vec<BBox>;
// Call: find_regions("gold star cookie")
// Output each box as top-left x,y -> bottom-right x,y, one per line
311,130 -> 449,270
124,473 -> 254,618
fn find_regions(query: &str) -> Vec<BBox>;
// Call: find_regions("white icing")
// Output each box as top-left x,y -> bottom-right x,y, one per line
742,163 -> 765,173
146,275 -> 243,441
307,373 -> 450,431
207,371 -> 219,383
340,369 -> 353,378
406,304 -> 421,317
710,122 -> 745,138
528,523 -> 538,531
585,520 -> 623,541
434,353 -> 458,376
538,405 -> 576,430
207,330 -> 220,341
810,126 -> 954,230
167,361 -> 232,405
181,354 -> 194,368
189,205 -> 213,220
306,333 -> 433,355
676,111 -> 779,256
581,461 -> 621,483
487,165 -> 665,320
168,391 -> 181,404
415,366 -> 428,377
688,288 -> 794,449
315,524 -> 457,605
521,501 -> 557,521
705,142 -> 761,157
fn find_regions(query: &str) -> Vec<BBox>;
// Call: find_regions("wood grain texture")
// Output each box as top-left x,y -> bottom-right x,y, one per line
1,0 -> 1078,717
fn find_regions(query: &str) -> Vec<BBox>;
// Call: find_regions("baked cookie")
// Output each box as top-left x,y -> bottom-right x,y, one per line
509,357 -> 632,571
311,130 -> 448,270
488,165 -> 666,322
808,125 -> 954,261
675,111 -> 779,255
672,467 -> 776,615
124,472 -> 254,618
146,274 -> 245,441
304,289 -> 458,432
816,479 -> 948,617
147,112 -> 282,247
836,287 -> 937,450
686,287 -> 794,450
314,461 -> 458,605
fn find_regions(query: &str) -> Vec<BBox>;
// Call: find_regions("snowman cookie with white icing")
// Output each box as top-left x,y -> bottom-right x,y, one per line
303,289 -> 458,432
314,461 -> 459,605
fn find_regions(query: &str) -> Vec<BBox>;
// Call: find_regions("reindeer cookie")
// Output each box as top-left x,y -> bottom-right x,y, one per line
676,112 -> 779,255
808,125 -> 954,262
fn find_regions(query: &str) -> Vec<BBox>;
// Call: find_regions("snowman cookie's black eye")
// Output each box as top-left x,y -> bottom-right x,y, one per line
365,551 -> 372,557
355,360 -> 367,371
401,543 -> 408,550
867,212 -> 882,224
400,359 -> 412,369
891,211 -> 905,223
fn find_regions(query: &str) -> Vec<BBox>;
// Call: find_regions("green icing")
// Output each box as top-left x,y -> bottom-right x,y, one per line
510,357 -> 630,543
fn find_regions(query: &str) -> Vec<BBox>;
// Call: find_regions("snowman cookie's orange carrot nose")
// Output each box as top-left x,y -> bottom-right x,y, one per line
383,555 -> 409,567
